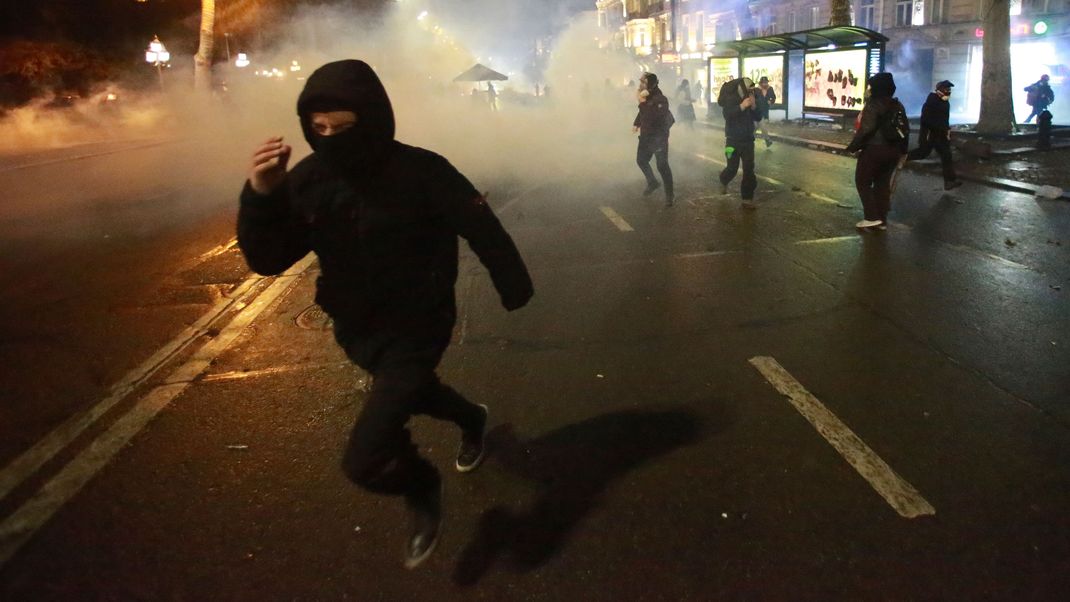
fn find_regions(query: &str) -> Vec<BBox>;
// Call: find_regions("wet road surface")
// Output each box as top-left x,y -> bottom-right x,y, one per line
1,130 -> 1068,600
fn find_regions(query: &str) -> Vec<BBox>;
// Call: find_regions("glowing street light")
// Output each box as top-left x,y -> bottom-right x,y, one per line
290,60 -> 302,73
417,10 -> 428,21
235,51 -> 250,68
144,35 -> 170,89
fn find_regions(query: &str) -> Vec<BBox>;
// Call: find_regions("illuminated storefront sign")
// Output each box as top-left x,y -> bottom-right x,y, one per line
709,57 -> 739,93
804,48 -> 868,111
742,55 -> 785,106
975,20 -> 1052,38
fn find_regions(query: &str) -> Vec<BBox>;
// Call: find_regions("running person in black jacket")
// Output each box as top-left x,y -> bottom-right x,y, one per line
238,60 -> 533,569
633,72 -> 675,206
906,80 -> 961,190
717,77 -> 762,208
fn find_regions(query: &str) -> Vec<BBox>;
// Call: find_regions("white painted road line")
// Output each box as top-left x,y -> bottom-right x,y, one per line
0,254 -> 317,567
0,276 -> 260,504
748,356 -> 936,519
600,206 -> 635,232
794,235 -> 860,245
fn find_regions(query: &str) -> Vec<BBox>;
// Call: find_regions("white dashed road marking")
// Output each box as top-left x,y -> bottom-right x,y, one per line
794,235 -> 860,245
600,206 -> 635,232
749,356 -> 936,519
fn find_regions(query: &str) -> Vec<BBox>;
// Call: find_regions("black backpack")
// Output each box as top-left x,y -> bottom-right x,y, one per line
880,99 -> 910,145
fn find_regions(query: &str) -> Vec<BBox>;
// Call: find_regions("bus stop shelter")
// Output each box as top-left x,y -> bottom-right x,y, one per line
706,26 -> 888,123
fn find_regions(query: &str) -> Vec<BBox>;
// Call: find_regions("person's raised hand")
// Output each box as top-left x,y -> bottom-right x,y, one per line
249,136 -> 292,195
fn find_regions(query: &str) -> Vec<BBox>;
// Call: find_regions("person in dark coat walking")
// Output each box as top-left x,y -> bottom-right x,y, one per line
717,76 -> 762,208
845,72 -> 908,230
906,80 -> 962,190
237,60 -> 534,569
1024,74 -> 1055,123
633,72 -> 675,206
676,78 -> 697,129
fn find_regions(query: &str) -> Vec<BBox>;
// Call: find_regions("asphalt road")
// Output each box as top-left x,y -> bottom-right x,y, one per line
0,130 -> 1067,600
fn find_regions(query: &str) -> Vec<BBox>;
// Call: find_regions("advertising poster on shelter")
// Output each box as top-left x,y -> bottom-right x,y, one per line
710,57 -> 739,94
742,55 -> 785,105
804,48 -> 867,111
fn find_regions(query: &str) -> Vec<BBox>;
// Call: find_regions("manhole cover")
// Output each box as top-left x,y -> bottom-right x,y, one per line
295,304 -> 333,330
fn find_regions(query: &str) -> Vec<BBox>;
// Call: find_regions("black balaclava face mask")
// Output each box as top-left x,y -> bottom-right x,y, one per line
310,114 -> 388,177
297,60 -> 396,180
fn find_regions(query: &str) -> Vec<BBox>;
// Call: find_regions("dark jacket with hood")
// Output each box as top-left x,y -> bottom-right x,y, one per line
919,91 -> 950,133
846,73 -> 908,154
633,84 -> 674,141
717,77 -> 762,144
237,60 -> 533,341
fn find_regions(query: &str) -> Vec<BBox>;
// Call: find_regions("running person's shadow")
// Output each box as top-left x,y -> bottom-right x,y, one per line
452,408 -> 705,586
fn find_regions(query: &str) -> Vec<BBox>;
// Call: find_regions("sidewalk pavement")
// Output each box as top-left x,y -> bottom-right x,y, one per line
699,117 -> 1070,200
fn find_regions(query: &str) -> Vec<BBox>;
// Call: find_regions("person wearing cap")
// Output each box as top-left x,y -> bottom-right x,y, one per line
716,76 -> 763,208
237,60 -> 534,569
845,72 -> 909,230
755,76 -> 777,148
907,80 -> 962,190
1024,74 -> 1055,124
633,72 -> 676,206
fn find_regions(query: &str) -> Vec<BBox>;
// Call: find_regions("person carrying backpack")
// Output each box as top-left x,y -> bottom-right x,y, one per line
844,72 -> 909,231
906,80 -> 962,190
1024,74 -> 1055,124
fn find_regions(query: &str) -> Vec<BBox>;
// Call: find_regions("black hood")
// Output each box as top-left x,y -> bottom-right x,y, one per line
868,72 -> 897,98
296,60 -> 396,151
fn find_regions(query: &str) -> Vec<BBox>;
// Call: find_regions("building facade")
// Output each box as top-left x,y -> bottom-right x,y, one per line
596,0 -> 1069,120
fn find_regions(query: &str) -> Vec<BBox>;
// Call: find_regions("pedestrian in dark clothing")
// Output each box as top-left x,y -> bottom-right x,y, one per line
633,72 -> 675,206
676,78 -> 696,129
237,60 -> 534,569
1024,74 -> 1055,124
717,76 -> 762,208
907,80 -> 961,190
845,72 -> 909,230
755,76 -> 777,148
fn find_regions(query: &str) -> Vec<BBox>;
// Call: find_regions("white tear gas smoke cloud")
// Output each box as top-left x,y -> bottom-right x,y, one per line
0,2 -> 662,245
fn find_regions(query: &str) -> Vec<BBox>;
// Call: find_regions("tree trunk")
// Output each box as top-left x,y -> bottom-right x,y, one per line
194,0 -> 216,91
829,0 -> 852,27
976,0 -> 1014,134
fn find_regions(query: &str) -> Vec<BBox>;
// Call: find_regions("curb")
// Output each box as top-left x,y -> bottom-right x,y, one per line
699,120 -> 1070,200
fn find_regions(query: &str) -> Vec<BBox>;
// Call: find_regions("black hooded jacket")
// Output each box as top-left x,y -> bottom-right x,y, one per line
919,92 -> 950,133
717,78 -> 762,144
846,73 -> 908,154
237,60 -> 533,340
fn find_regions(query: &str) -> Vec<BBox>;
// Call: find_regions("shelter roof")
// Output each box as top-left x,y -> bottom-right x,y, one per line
712,26 -> 889,55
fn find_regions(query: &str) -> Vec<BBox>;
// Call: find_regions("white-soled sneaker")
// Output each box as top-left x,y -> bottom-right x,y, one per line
455,404 -> 489,473
855,219 -> 883,229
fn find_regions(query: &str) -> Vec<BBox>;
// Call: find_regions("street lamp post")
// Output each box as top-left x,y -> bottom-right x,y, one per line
144,35 -> 170,90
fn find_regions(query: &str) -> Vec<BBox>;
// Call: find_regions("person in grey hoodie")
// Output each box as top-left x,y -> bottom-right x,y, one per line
237,60 -> 533,569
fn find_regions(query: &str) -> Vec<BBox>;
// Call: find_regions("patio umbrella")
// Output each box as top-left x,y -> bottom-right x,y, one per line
453,63 -> 508,83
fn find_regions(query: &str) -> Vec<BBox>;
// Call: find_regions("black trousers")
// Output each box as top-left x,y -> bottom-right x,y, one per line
334,329 -> 484,504
855,144 -> 902,222
719,141 -> 757,200
637,137 -> 673,196
907,127 -> 956,183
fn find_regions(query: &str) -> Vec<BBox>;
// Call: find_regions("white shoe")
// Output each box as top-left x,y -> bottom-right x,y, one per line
855,219 -> 883,229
